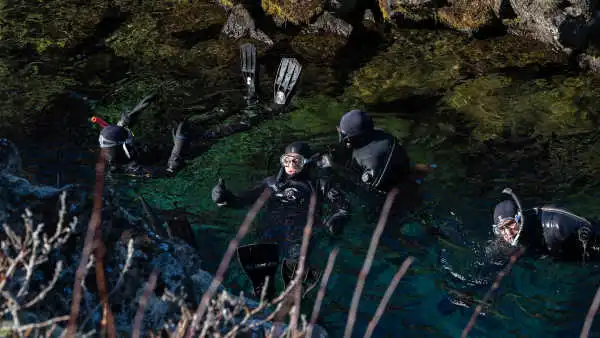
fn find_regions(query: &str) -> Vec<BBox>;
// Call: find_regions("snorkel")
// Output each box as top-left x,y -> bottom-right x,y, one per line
501,187 -> 525,247
90,116 -> 109,128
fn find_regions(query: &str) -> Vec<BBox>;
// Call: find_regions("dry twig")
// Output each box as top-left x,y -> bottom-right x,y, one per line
364,256 -> 414,338
461,247 -> 525,338
187,189 -> 271,337
344,188 -> 399,338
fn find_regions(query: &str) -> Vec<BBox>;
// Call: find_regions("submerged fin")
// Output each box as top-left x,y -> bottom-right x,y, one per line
240,43 -> 257,98
273,57 -> 302,106
136,193 -> 170,239
237,243 -> 279,299
281,259 -> 322,298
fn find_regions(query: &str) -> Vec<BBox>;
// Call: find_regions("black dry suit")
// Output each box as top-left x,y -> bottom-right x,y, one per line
338,110 -> 411,193
214,142 -> 350,259
98,123 -> 187,178
493,199 -> 600,261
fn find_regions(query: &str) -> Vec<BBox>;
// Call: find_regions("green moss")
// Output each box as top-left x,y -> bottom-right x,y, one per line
0,59 -> 78,126
346,30 -> 465,104
442,74 -> 600,141
436,0 -> 495,31
261,0 -> 323,25
291,35 -> 347,62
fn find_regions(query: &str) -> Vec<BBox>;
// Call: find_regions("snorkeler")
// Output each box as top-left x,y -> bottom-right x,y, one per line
211,141 -> 349,299
91,93 -> 189,178
491,188 -> 600,261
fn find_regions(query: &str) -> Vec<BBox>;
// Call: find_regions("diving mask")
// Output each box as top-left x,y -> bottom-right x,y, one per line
280,153 -> 309,170
493,214 -> 522,246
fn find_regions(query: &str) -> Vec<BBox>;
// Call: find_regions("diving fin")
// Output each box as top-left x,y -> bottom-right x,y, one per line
240,43 -> 257,100
237,243 -> 279,300
272,57 -> 302,107
136,192 -> 170,239
281,259 -> 322,298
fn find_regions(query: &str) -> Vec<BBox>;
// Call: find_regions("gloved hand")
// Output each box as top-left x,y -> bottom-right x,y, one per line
167,121 -> 188,174
117,93 -> 156,127
316,153 -> 333,169
212,178 -> 233,207
325,211 -> 348,236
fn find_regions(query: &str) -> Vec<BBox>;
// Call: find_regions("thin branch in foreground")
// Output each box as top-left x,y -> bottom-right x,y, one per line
132,270 -> 159,338
580,283 -> 600,338
306,247 -> 339,338
290,192 -> 317,336
66,150 -> 106,336
461,247 -> 525,338
186,189 -> 271,337
343,187 -> 399,338
14,315 -> 70,332
364,256 -> 414,338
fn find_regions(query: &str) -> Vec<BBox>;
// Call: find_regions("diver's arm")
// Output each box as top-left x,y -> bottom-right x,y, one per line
212,178 -> 269,209
319,174 -> 351,235
228,182 -> 271,208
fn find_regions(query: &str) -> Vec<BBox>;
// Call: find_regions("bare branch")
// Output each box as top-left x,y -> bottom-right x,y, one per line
461,247 -> 525,338
344,188 -> 399,338
132,270 -> 159,338
581,282 -> 600,337
306,247 -> 339,338
66,149 -> 107,336
290,192 -> 317,336
364,256 -> 414,338
186,189 -> 271,337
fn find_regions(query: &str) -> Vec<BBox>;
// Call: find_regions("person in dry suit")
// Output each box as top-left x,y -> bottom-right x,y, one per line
211,141 -> 350,299
92,93 -> 189,178
336,109 -> 436,194
491,188 -> 600,262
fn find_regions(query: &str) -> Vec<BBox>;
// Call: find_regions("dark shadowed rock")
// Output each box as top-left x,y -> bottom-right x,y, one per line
221,4 -> 274,46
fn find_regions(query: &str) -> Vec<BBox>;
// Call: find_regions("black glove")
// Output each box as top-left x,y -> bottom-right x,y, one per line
117,93 -> 156,127
166,121 -> 188,174
325,211 -> 348,236
212,178 -> 233,207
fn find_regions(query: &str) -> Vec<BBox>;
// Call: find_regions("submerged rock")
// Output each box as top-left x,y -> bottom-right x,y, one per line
221,4 -> 274,46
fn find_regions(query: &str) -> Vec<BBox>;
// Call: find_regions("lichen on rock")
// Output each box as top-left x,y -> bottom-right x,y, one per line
261,0 -> 325,25
442,74 -> 600,141
436,0 -> 497,32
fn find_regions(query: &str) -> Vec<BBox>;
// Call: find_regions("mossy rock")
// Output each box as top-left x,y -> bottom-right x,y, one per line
160,1 -> 228,33
261,0 -> 324,25
291,34 -> 347,62
1,0 -> 109,53
442,74 -> 600,141
385,2 -> 438,22
107,12 -> 237,72
0,59 -> 78,130
346,30 -> 465,104
436,0 -> 496,31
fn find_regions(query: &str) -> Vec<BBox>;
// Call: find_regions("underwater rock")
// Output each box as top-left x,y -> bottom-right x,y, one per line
436,0 -> 500,33
577,52 -> 600,72
221,4 -> 274,46
301,11 -> 354,38
383,0 -> 440,22
261,0 -> 324,26
508,0 -> 597,51
0,139 -> 80,225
